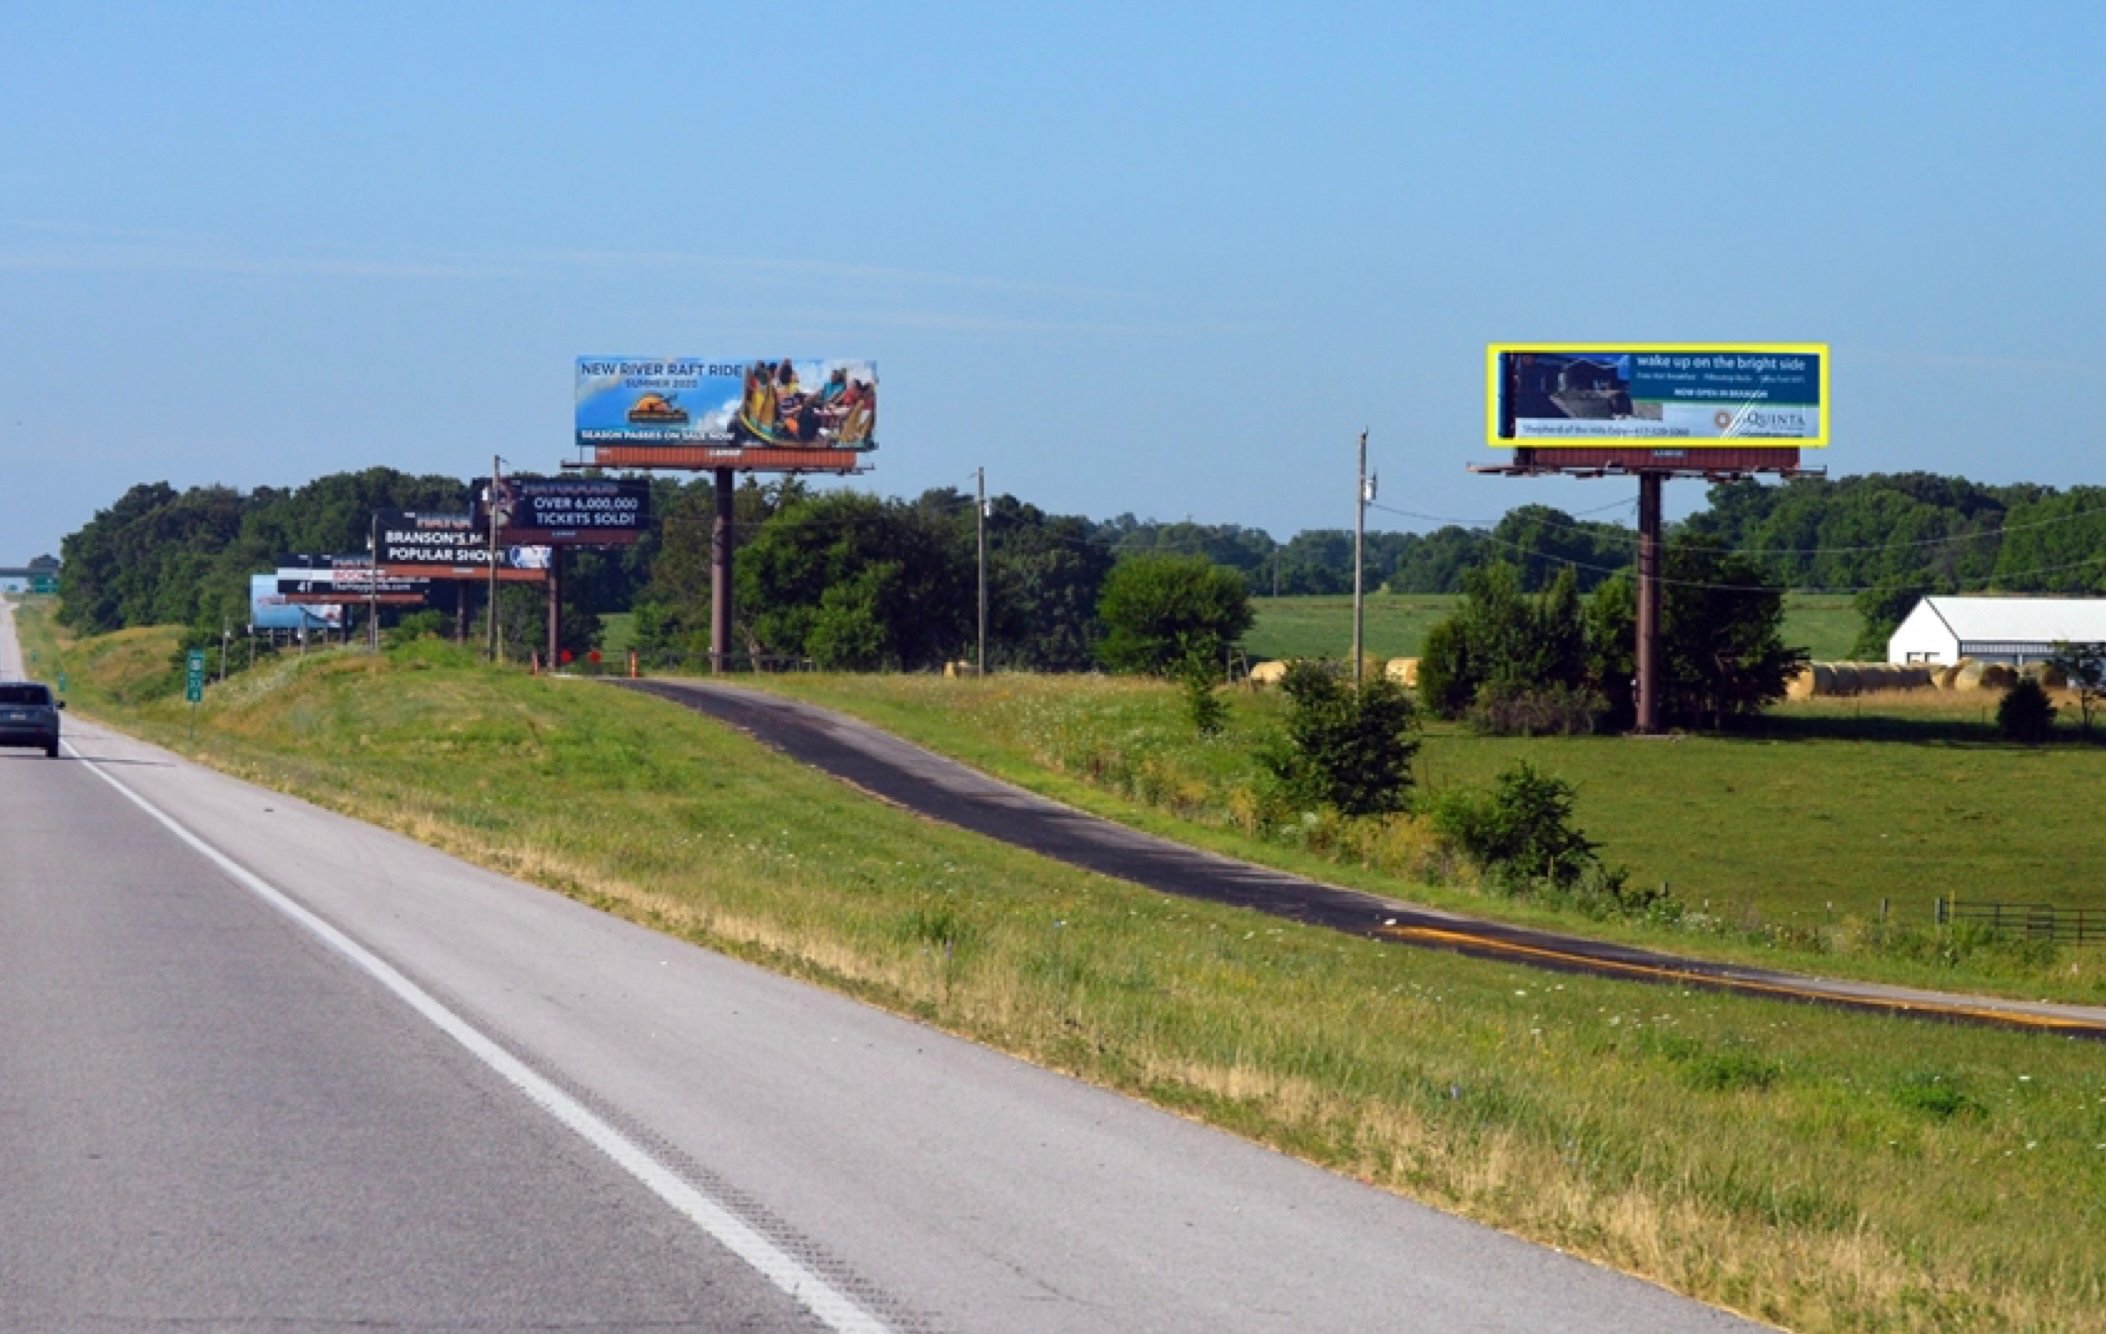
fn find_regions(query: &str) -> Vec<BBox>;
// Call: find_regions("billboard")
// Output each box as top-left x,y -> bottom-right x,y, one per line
375,512 -> 551,579
473,477 -> 651,546
575,358 -> 878,453
277,555 -> 431,600
1489,344 -> 1827,447
250,574 -> 343,630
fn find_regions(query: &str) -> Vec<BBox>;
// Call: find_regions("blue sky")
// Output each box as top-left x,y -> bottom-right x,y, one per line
4,1 -> 2102,564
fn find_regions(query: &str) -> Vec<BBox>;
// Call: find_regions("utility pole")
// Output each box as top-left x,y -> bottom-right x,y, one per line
976,467 -> 988,676
1351,428 -> 1369,683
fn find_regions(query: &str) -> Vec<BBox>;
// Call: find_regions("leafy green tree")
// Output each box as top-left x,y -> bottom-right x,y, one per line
1584,574 -> 1637,728
1384,526 -> 1489,594
2049,641 -> 2106,738
1094,517 -> 1276,580
633,477 -> 805,661
738,490 -> 973,670
1588,538 -> 1804,730
1094,554 -> 1252,676
1658,538 -> 1805,728
1263,660 -> 1418,817
1851,581 -> 1941,661
1414,617 -> 1476,720
984,497 -> 1116,671
1413,561 -> 1591,722
1487,505 -> 1633,592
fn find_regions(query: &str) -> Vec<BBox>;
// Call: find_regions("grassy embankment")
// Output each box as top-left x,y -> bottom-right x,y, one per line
19,602 -> 2106,1333
752,670 -> 2106,1006
1246,592 -> 1863,664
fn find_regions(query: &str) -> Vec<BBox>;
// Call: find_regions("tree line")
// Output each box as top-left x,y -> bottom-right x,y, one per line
52,467 -> 2106,675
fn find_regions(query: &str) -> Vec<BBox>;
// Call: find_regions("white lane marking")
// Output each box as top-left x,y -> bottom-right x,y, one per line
70,741 -> 895,1334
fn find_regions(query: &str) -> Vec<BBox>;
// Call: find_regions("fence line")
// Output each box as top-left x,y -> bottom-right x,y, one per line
1936,897 -> 2106,946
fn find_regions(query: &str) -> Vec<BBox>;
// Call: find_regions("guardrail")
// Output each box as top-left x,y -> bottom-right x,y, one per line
1936,897 -> 2106,945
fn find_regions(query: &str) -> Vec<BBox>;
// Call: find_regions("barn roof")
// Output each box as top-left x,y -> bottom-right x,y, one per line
1917,596 -> 2106,645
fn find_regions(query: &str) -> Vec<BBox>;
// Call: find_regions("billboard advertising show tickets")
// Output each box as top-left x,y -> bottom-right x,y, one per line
375,513 -> 551,577
474,477 -> 651,546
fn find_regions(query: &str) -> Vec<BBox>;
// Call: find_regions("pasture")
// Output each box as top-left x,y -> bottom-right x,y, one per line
1248,591 -> 1864,665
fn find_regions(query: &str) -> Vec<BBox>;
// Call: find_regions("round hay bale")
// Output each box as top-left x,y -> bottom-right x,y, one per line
1810,662 -> 1837,697
1248,660 -> 1289,687
2021,661 -> 2069,689
1785,665 -> 1818,700
1980,663 -> 2018,691
1896,664 -> 1933,690
1951,658 -> 1992,691
1384,657 -> 1419,688
1829,663 -> 1863,697
1935,659 -> 1969,691
1861,663 -> 1899,692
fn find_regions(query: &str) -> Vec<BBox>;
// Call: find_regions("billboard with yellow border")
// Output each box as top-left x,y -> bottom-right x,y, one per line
1489,343 -> 1827,447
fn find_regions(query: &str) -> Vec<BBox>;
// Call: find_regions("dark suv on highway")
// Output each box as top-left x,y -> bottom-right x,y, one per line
0,681 -> 62,757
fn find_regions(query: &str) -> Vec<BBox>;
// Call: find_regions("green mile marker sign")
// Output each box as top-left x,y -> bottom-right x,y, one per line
186,649 -> 206,703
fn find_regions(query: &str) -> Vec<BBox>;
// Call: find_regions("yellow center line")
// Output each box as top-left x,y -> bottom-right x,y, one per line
1377,925 -> 2102,1035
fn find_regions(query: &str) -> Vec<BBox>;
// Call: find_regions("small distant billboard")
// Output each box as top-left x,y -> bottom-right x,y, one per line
276,555 -> 430,602
1489,344 -> 1827,447
575,357 -> 877,471
472,477 -> 651,546
250,573 -> 343,630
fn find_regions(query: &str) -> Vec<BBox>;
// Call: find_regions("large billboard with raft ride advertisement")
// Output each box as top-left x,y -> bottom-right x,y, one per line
1489,344 -> 1827,447
574,358 -> 878,455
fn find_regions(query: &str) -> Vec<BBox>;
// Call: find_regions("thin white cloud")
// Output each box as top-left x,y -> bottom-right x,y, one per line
519,246 -> 1147,305
1857,348 -> 2105,379
0,242 -> 511,280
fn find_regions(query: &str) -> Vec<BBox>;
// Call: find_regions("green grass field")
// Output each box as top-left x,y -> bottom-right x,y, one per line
20,602 -> 2106,1332
744,673 -> 2106,1006
1249,591 -> 1865,665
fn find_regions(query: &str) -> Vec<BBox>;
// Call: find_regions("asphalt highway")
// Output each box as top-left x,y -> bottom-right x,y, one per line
620,677 -> 2106,1042
0,602 -> 1763,1331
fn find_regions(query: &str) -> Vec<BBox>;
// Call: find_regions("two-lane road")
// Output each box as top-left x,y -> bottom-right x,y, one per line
0,601 -> 1759,1331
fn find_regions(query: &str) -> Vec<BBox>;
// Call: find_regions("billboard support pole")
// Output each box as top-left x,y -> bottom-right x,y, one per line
368,511 -> 380,654
547,546 -> 562,674
711,467 -> 734,674
1636,470 -> 1664,735
488,455 -> 503,663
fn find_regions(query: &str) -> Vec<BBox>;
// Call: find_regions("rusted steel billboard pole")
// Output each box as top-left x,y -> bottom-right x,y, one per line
1635,470 -> 1664,735
711,467 -> 735,674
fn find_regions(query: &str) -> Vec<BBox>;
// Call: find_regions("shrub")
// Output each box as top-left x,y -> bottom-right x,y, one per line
384,610 -> 447,649
1466,681 -> 1608,736
1431,762 -> 1600,892
1178,653 -> 1228,737
1997,677 -> 2056,744
1261,660 -> 1419,817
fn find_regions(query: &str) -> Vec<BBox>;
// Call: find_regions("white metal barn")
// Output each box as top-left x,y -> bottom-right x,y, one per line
1887,596 -> 2106,666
